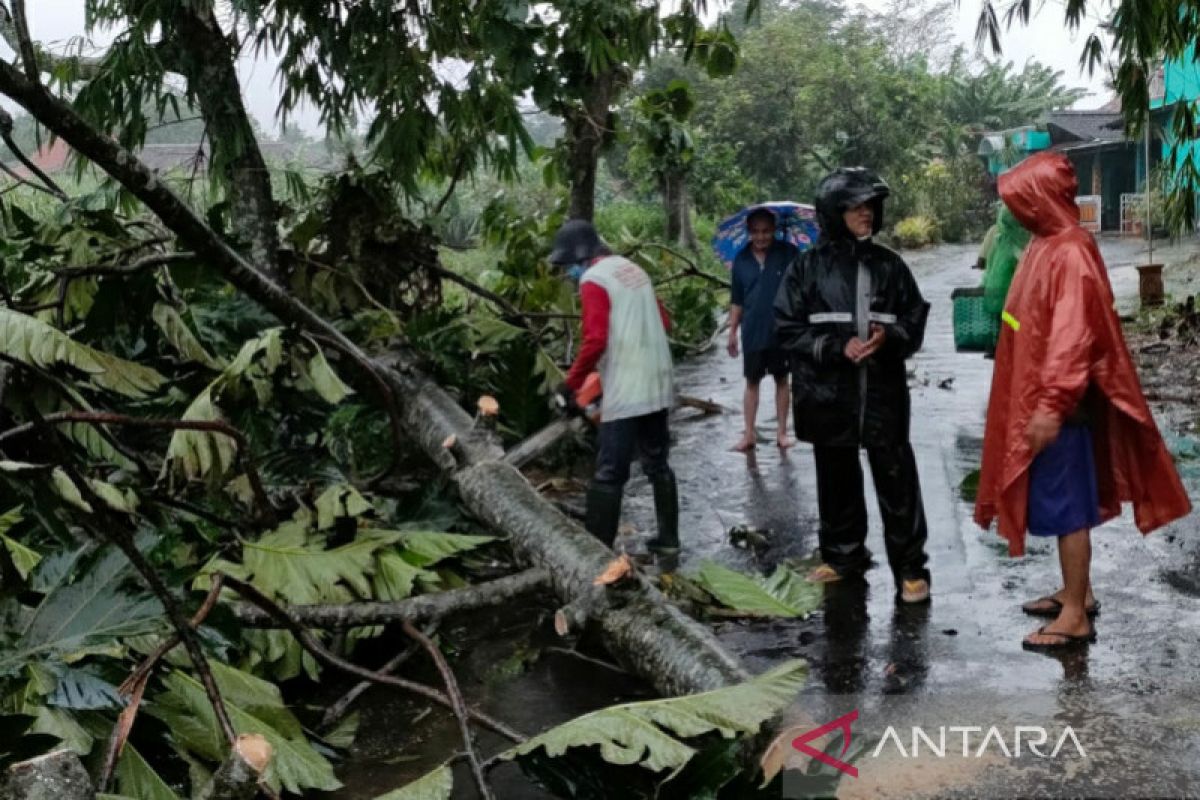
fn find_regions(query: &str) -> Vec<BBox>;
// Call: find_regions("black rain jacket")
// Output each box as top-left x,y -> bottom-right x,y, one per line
773,236 -> 929,447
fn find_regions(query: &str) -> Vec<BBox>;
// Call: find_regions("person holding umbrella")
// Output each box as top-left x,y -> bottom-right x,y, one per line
728,208 -> 800,451
548,220 -> 680,555
774,167 -> 932,604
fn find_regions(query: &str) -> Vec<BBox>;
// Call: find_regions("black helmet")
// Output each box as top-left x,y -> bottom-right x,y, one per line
814,167 -> 890,239
548,219 -> 607,265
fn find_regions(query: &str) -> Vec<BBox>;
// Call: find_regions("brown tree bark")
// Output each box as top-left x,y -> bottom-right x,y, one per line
565,70 -> 620,221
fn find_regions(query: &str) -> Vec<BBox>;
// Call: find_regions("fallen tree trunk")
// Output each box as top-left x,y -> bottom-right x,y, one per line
233,568 -> 550,629
0,62 -> 750,698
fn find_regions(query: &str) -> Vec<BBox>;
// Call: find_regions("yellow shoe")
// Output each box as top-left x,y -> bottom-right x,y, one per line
900,579 -> 930,604
806,564 -> 843,583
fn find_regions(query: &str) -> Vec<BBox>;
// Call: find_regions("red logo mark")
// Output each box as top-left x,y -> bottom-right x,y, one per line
791,709 -> 859,778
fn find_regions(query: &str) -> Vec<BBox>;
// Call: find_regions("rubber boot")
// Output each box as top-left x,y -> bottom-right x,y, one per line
646,472 -> 680,554
585,482 -> 623,548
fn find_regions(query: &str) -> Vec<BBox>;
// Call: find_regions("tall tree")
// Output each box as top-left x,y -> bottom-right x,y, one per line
630,81 -> 698,247
534,0 -> 737,221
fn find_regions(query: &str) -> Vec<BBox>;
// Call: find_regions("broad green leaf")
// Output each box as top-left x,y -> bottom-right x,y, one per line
300,346 -> 353,405
505,660 -> 807,772
241,522 -> 399,604
163,388 -> 238,483
372,551 -> 436,601
394,661 -> 808,796
152,303 -> 225,371
380,530 -> 495,568
694,563 -> 822,618
2,545 -> 165,672
0,307 -> 166,397
116,743 -> 180,800
50,468 -> 92,513
29,705 -> 93,755
372,765 -> 453,800
324,711 -> 360,750
149,669 -> 341,795
0,460 -> 47,472
315,484 -> 373,530
0,506 -> 41,579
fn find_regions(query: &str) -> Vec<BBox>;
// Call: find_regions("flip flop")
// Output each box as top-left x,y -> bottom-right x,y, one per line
1021,596 -> 1101,619
1022,624 -> 1097,652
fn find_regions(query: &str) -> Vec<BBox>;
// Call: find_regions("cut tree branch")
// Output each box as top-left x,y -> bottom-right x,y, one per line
219,574 -> 526,743
233,568 -> 549,629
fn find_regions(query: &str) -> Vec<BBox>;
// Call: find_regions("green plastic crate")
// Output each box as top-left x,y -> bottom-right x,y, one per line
951,287 -> 999,352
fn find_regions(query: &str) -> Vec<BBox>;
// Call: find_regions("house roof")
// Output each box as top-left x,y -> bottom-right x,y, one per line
1042,110 -> 1126,144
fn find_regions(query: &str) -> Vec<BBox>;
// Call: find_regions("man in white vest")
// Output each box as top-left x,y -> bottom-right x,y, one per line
550,220 -> 679,554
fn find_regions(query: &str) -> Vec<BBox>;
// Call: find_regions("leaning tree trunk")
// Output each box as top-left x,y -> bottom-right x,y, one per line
0,62 -> 750,697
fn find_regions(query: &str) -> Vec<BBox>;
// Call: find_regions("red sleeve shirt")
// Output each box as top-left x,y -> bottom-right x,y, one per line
563,283 -> 673,392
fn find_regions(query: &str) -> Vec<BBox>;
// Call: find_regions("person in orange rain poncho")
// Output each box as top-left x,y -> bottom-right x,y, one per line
974,151 -> 1191,652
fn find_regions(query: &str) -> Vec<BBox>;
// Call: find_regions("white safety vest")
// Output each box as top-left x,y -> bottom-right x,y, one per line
581,256 -> 674,421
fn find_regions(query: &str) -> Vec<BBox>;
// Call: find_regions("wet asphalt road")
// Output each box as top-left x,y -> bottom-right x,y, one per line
613,241 -> 1200,797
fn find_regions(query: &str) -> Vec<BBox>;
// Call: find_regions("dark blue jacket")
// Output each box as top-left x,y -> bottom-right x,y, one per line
731,239 -> 798,353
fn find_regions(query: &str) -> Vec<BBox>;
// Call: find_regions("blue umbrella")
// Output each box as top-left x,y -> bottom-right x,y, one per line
711,201 -> 821,269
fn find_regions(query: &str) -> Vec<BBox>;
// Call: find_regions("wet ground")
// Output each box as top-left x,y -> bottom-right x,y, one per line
629,240 -> 1200,797
335,241 -> 1200,798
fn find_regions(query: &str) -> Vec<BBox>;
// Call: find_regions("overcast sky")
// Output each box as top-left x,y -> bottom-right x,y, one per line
5,0 -> 1113,135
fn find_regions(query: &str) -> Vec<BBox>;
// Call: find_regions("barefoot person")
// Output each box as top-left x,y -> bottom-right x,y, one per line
775,168 -> 933,604
728,208 -> 798,451
974,151 -> 1191,651
549,220 -> 680,555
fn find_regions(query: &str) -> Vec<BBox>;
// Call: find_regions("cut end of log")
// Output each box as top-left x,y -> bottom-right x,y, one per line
554,608 -> 570,637
477,394 -> 500,417
593,553 -> 633,586
235,734 -> 273,774
441,434 -> 458,450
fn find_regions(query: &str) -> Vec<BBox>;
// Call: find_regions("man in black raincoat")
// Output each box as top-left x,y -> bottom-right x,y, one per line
774,168 -> 932,604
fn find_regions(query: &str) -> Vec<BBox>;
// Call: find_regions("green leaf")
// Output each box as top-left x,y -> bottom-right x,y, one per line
315,484 -> 373,530
694,563 -> 822,618
372,551 -> 436,601
299,345 -> 353,405
241,521 -> 399,604
1,545 -> 165,672
385,530 -> 495,568
0,506 -> 41,580
149,669 -> 341,795
86,478 -> 139,514
152,303 -> 225,371
0,307 -> 166,397
50,468 -> 93,513
395,661 -> 808,796
372,765 -> 453,800
116,743 -> 180,800
163,388 -> 238,484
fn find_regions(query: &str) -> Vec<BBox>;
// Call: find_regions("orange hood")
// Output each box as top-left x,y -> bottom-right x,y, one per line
998,151 -> 1080,238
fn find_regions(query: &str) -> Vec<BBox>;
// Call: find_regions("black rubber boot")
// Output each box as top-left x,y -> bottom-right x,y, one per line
646,471 -> 680,554
585,482 -> 623,547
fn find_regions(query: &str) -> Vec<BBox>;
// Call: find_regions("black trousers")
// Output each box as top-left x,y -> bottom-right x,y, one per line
593,409 -> 672,486
813,443 -> 930,585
